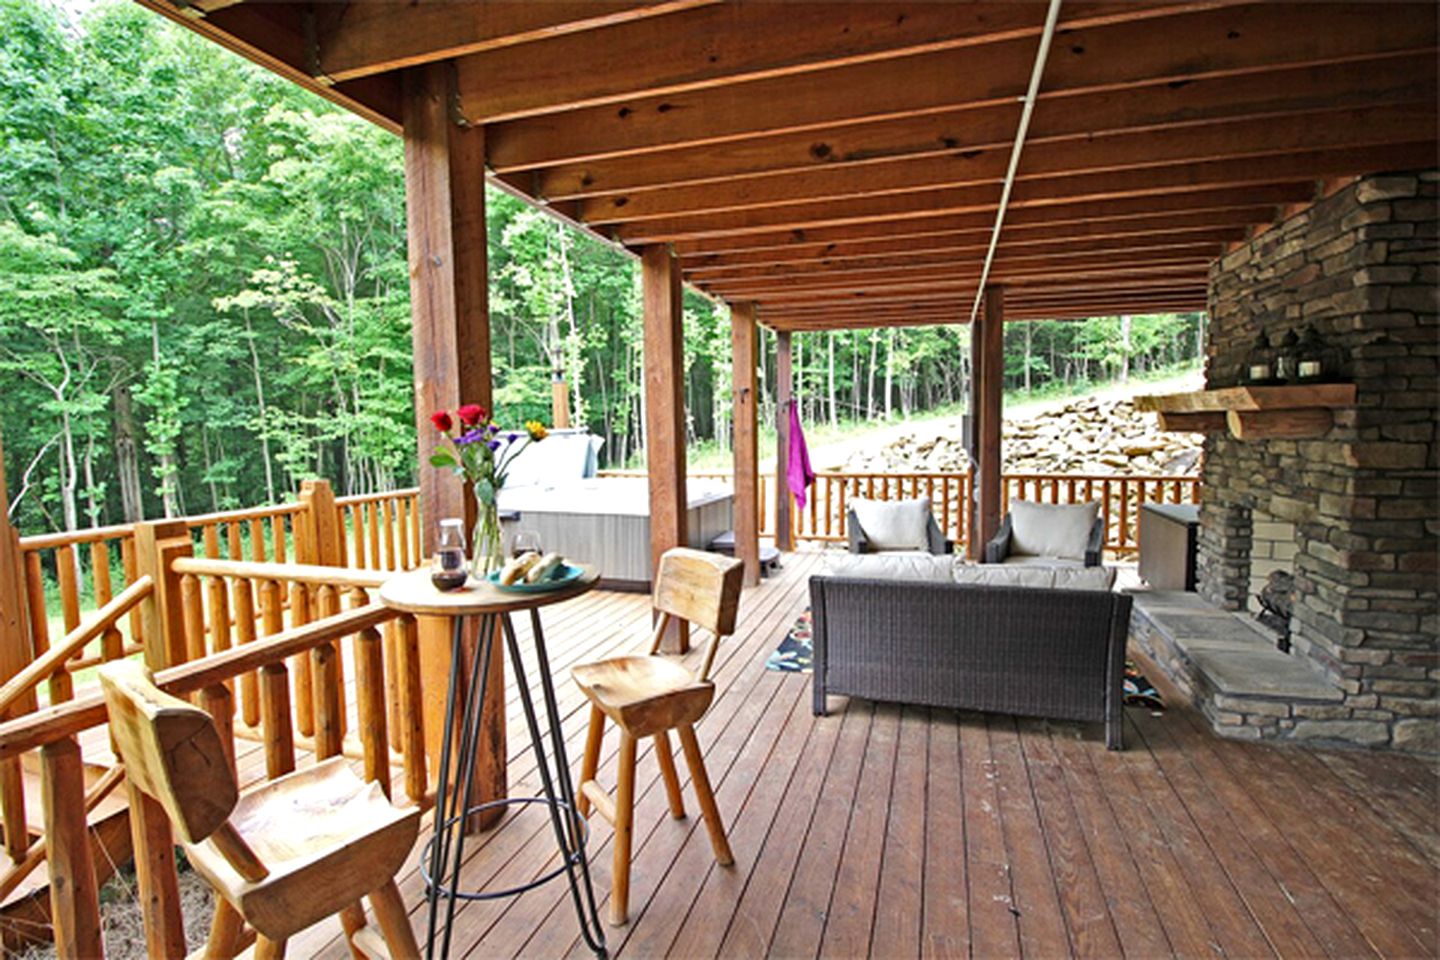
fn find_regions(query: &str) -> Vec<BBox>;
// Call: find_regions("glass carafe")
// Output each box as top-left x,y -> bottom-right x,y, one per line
431,518 -> 469,591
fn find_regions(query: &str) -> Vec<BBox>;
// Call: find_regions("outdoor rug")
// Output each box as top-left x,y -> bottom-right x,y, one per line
766,607 -> 813,673
1125,662 -> 1166,712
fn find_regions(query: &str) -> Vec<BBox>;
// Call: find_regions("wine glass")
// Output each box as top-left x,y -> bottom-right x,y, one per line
512,529 -> 543,558
431,518 -> 468,591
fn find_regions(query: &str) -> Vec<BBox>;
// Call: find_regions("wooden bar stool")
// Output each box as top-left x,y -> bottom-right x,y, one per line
572,547 -> 744,926
98,660 -> 421,959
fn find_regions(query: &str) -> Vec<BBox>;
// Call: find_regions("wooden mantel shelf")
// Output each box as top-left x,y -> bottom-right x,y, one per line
1135,384 -> 1356,439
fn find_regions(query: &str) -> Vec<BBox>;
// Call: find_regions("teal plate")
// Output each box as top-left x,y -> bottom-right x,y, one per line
486,562 -> 585,592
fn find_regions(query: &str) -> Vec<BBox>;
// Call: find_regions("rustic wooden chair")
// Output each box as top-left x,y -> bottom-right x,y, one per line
98,660 -> 421,959
571,547 -> 744,926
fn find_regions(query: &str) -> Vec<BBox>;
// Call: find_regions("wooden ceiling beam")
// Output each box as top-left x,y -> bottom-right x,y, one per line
485,4 -> 1437,170
674,188 -> 1307,258
536,53 -> 1437,200
133,0 -> 402,131
613,141 -> 1437,243
313,1 -> 717,84
455,2 -> 1214,123
683,215 -> 1266,274
580,102 -> 1433,224
696,246 -> 1221,293
719,268 -> 1211,304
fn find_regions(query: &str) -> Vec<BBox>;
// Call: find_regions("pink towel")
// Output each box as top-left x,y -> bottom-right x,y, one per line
786,401 -> 816,511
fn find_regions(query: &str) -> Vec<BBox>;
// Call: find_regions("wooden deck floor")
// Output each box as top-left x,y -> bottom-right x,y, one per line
284,550 -> 1438,959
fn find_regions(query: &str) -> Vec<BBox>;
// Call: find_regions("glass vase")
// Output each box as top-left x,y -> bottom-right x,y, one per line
470,492 -> 503,578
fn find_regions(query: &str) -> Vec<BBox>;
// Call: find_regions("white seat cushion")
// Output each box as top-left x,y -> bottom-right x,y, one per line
952,560 -> 1115,591
851,497 -> 931,551
1001,555 -> 1084,568
1009,500 -> 1099,561
822,552 -> 953,582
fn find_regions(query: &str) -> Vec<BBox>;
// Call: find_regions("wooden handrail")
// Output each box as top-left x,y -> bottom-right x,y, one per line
18,524 -> 135,551
0,603 -> 397,762
335,487 -> 419,507
171,557 -> 387,590
0,576 -> 153,718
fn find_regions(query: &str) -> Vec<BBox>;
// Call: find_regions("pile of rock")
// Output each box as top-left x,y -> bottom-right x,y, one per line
842,396 -> 1203,475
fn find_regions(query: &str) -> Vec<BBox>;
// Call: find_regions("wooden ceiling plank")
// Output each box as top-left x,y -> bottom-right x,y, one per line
674,188 -> 1305,258
455,1 -> 1223,122
715,268 -> 1212,302
316,1 -> 718,84
579,102 -> 1434,224
537,52 -> 1437,200
683,216 -> 1265,274
613,141 -> 1437,243
484,3 -> 1437,170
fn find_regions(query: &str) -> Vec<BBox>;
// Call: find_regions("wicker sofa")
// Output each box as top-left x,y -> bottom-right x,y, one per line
809,569 -> 1133,749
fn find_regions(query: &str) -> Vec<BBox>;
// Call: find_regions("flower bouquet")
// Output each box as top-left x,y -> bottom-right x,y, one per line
429,403 -> 548,575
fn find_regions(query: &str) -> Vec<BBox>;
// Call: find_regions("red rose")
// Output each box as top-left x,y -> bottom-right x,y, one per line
457,403 -> 487,426
430,411 -> 453,432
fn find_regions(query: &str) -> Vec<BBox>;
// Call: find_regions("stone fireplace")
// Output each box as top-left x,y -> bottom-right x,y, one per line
1136,170 -> 1438,752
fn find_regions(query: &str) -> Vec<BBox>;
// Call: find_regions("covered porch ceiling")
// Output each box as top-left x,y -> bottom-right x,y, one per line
139,0 -> 1436,331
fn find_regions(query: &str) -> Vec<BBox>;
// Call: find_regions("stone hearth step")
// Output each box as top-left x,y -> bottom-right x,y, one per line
1128,590 -> 1343,742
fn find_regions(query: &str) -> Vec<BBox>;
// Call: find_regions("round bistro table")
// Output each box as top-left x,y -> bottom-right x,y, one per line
379,565 -> 607,959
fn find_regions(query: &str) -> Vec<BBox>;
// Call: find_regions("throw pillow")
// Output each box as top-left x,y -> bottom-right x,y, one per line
1009,500 -> 1099,561
851,497 -> 931,551
951,562 -> 1058,589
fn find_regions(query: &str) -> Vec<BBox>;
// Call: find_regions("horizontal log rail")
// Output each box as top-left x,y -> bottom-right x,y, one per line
170,557 -> 387,591
0,577 -> 153,720
0,602 -> 397,762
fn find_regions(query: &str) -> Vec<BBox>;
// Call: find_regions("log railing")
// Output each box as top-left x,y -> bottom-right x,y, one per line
14,482 -> 422,711
601,468 -> 1200,554
0,594 -> 417,958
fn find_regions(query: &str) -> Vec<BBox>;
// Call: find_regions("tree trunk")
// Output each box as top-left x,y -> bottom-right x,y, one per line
1119,314 -> 1132,383
826,332 -> 837,429
884,328 -> 895,421
866,331 -> 878,420
244,314 -> 277,504
1023,321 -> 1033,394
112,380 -> 144,522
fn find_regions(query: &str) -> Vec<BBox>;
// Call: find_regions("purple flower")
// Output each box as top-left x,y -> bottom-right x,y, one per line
487,423 -> 500,435
456,428 -> 485,445
505,432 -> 520,443
487,439 -> 501,451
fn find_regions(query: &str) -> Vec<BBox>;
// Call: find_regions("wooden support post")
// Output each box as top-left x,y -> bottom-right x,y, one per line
976,285 -> 1005,555
405,65 -> 505,821
298,479 -> 344,568
417,614 -> 504,830
133,520 -> 193,669
0,432 -> 33,859
730,302 -> 761,586
355,624 -> 391,797
642,245 -> 690,653
774,330 -> 794,553
551,373 -> 572,429
402,62 -> 493,559
41,737 -> 103,960
395,616 -> 427,805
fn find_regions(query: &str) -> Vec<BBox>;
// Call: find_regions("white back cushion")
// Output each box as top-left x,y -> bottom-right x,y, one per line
1009,500 -> 1100,561
822,553 -> 954,582
851,497 -> 931,551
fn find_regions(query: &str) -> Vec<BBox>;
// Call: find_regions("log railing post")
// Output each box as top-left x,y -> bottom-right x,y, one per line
133,520 -> 193,669
395,615 -> 427,805
0,434 -> 31,861
128,782 -> 187,958
260,662 -> 296,779
355,624 -> 390,797
41,737 -> 103,959
730,301 -> 761,586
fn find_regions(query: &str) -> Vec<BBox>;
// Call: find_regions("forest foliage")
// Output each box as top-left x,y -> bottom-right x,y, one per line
0,0 -> 1204,536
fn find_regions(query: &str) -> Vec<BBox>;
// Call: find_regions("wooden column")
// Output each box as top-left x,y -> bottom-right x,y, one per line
403,63 -> 504,830
730,302 -> 760,586
975,285 -> 1005,556
642,245 -> 689,653
0,432 -> 33,867
551,373 -> 572,428
133,520 -> 192,669
774,330 -> 794,552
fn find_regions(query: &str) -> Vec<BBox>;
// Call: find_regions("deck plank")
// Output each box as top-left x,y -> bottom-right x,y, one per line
259,552 -> 1437,960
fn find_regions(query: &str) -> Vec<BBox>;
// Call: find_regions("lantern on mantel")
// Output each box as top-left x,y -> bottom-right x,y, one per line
1244,330 -> 1277,385
1295,324 -> 1338,382
1275,328 -> 1302,383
